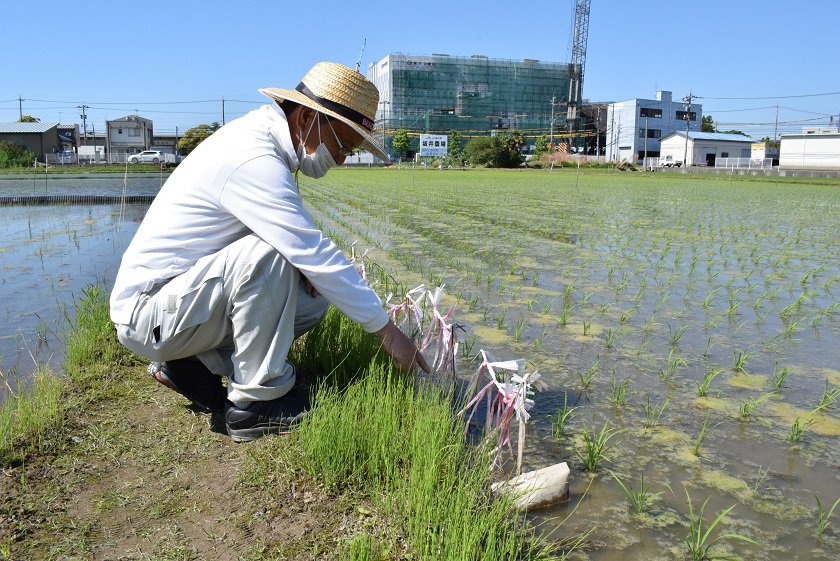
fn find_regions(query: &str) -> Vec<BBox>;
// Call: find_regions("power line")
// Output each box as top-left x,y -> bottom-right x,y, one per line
699,90 -> 840,101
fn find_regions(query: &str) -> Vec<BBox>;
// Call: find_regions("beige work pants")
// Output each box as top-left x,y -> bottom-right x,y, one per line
116,234 -> 329,407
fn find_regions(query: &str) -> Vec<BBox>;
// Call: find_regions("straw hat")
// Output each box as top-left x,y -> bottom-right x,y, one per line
260,62 -> 388,162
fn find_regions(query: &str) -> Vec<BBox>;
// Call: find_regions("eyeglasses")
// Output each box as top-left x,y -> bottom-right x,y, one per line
323,115 -> 357,157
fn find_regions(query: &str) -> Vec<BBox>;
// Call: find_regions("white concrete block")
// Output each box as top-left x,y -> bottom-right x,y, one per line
491,462 -> 570,510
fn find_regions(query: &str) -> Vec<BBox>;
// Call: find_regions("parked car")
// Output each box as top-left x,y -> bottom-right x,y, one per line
660,154 -> 682,167
129,150 -> 164,164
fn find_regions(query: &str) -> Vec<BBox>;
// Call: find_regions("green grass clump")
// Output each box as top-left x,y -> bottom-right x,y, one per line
282,311 -> 551,560
296,361 -> 549,559
63,285 -> 129,386
0,368 -> 63,464
289,306 -> 382,390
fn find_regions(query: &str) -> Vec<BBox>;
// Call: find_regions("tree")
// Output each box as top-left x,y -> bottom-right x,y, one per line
494,131 -> 525,168
444,130 -> 463,166
0,140 -> 35,168
463,136 -> 496,166
177,122 -> 221,155
463,131 -> 525,168
701,115 -> 715,132
719,129 -> 748,136
533,133 -> 550,158
391,129 -> 410,159
17,115 -> 39,123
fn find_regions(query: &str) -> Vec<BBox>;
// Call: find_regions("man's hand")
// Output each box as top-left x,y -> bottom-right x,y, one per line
375,320 -> 430,373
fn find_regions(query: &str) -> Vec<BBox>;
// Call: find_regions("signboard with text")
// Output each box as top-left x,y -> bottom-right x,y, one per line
419,134 -> 448,158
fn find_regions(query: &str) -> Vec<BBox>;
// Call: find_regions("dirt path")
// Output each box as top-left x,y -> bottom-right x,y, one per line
2,366 -> 360,560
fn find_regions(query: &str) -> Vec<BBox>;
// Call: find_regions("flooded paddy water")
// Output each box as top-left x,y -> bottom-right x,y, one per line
303,169 -> 840,560
0,173 -> 161,396
1,167 -> 838,559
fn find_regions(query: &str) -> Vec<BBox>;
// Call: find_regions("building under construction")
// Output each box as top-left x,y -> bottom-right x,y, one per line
367,53 -> 578,159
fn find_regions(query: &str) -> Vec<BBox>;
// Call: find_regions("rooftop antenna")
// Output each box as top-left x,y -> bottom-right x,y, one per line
355,38 -> 366,72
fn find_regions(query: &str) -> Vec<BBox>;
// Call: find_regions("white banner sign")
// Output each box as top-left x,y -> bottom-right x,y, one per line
419,134 -> 448,157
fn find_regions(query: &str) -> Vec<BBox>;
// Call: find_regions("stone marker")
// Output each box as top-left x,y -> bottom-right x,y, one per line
491,462 -> 570,510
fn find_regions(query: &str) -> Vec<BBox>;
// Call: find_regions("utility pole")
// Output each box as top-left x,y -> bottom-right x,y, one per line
774,105 -> 779,141
682,92 -> 693,167
77,105 -> 90,146
549,96 -> 556,145
18,95 -> 25,120
644,115 -> 648,169
221,97 -> 226,125
595,104 -> 601,160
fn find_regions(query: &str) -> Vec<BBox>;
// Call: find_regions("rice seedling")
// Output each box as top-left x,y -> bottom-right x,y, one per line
697,368 -> 724,397
467,295 -> 482,311
732,350 -> 751,373
514,316 -> 526,342
703,288 -> 721,308
577,355 -> 602,389
814,494 -> 840,537
551,393 -> 577,442
789,415 -> 816,444
783,317 -> 802,338
727,298 -> 742,318
609,371 -> 630,406
576,422 -> 622,472
642,396 -> 670,429
462,335 -> 477,360
582,321 -> 592,336
684,487 -> 757,560
771,363 -> 791,390
816,380 -> 840,410
620,306 -> 636,324
659,349 -> 687,380
669,323 -> 689,348
495,307 -> 507,329
557,304 -> 572,327
541,297 -> 556,314
739,392 -> 775,420
609,471 -> 668,514
604,327 -> 620,349
693,413 -> 711,456
752,465 -> 770,495
563,282 -> 575,304
703,336 -> 713,357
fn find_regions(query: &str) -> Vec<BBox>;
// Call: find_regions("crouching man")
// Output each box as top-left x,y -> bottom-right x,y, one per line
110,62 -> 429,442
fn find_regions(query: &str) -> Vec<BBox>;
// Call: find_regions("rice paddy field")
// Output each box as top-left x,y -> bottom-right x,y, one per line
301,168 -> 840,560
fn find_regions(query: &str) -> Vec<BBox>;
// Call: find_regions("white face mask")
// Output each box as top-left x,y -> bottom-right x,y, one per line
297,114 -> 337,179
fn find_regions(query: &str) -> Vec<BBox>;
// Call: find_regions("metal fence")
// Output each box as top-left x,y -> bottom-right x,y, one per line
715,158 -> 772,170
44,152 -> 178,165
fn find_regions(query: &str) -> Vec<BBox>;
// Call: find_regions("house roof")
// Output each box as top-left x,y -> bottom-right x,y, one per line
664,131 -> 755,143
107,115 -> 152,124
0,121 -> 59,134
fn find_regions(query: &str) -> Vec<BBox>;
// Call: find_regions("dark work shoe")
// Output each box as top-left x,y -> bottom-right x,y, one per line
225,387 -> 310,443
149,357 -> 226,413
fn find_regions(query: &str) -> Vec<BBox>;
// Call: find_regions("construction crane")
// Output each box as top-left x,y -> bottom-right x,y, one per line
566,0 -> 591,151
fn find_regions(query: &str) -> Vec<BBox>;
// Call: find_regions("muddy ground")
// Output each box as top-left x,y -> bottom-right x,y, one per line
1,364 -> 382,561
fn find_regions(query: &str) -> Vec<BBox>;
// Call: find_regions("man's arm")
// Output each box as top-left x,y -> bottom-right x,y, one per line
375,320 -> 430,373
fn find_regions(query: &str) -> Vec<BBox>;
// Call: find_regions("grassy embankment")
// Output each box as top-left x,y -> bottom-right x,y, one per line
1,284 -> 556,560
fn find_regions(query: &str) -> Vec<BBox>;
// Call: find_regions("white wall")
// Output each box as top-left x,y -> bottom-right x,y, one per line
780,134 -> 840,170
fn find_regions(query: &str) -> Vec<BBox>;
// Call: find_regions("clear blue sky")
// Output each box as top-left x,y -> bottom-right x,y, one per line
2,0 -> 837,140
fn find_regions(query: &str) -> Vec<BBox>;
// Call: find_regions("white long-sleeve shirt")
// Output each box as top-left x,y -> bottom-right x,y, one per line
110,103 -> 389,333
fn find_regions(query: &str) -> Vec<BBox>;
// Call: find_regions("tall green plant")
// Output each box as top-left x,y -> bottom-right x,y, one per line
684,487 -> 757,560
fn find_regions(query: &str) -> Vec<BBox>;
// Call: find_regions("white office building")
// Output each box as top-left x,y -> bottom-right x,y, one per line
605,91 -> 702,163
